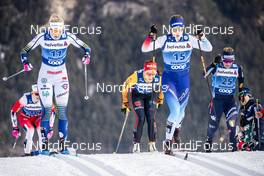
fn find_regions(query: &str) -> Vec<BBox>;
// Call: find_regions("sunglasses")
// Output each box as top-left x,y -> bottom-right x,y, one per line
223,59 -> 233,64
34,92 -> 39,96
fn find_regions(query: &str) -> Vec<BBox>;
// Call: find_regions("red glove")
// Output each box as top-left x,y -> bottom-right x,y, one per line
23,63 -> 33,72
11,127 -> 20,139
82,54 -> 91,65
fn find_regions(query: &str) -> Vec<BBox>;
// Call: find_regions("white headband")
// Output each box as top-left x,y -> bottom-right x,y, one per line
223,55 -> 235,60
49,22 -> 64,29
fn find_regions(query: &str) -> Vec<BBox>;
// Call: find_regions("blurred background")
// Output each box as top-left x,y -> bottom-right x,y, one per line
0,0 -> 263,156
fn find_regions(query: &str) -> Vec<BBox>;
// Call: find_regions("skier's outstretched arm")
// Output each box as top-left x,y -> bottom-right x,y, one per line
141,35 -> 166,52
20,33 -> 44,65
121,72 -> 137,105
67,32 -> 91,55
204,55 -> 221,78
189,35 -> 213,52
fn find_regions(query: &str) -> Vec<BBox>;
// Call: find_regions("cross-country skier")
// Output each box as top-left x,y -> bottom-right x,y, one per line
121,60 -> 163,153
19,14 -> 91,154
237,88 -> 264,151
10,84 -> 55,156
204,47 -> 244,152
141,15 -> 212,155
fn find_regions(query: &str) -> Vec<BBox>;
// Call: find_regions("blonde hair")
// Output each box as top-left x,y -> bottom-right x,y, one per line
223,47 -> 234,53
49,13 -> 64,24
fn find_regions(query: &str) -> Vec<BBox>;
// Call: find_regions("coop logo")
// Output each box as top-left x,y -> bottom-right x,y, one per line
48,59 -> 63,65
171,64 -> 186,70
44,42 -> 64,47
219,88 -> 233,94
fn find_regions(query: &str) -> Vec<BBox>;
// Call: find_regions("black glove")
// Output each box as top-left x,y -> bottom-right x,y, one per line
213,54 -> 221,64
149,24 -> 158,40
121,102 -> 130,115
195,28 -> 205,40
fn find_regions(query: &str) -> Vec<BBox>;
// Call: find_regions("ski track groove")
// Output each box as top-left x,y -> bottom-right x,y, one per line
52,154 -> 104,176
189,152 -> 264,176
175,152 -> 242,176
166,153 -> 223,176
79,155 -> 127,176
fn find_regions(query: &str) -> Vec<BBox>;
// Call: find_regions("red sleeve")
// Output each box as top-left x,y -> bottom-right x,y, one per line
142,36 -> 152,48
11,100 -> 23,113
261,109 -> 264,117
51,104 -> 56,113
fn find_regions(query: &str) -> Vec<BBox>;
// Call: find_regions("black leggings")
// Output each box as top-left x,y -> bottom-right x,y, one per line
131,90 -> 157,143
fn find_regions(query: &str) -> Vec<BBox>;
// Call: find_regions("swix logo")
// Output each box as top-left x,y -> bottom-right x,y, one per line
219,88 -> 233,94
171,64 -> 186,70
186,43 -> 191,48
64,41 -> 68,46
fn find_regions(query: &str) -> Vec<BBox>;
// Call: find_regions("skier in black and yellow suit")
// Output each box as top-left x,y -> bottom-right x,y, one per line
121,60 -> 164,153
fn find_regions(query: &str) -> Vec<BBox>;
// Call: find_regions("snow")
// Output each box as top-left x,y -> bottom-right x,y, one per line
0,152 -> 263,176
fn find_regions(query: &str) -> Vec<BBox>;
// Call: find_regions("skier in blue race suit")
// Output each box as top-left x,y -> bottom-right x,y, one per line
142,15 -> 212,155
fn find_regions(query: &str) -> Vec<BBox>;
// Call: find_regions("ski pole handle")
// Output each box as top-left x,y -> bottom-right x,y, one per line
2,69 -> 25,81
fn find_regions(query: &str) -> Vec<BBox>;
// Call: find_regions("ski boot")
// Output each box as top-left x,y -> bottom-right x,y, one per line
173,128 -> 181,149
133,143 -> 140,153
148,141 -> 157,152
40,139 -> 50,155
205,139 -> 212,153
60,138 -> 69,155
164,139 -> 174,155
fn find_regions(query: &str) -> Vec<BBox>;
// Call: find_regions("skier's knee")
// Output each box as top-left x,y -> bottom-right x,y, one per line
57,105 -> 67,120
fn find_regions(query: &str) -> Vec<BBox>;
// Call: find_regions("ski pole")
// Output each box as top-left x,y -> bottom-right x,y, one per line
197,39 -> 223,144
2,69 -> 25,81
197,40 -> 213,98
150,25 -> 157,108
114,111 -> 129,153
12,137 -> 18,150
256,99 -> 261,150
84,64 -> 89,100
